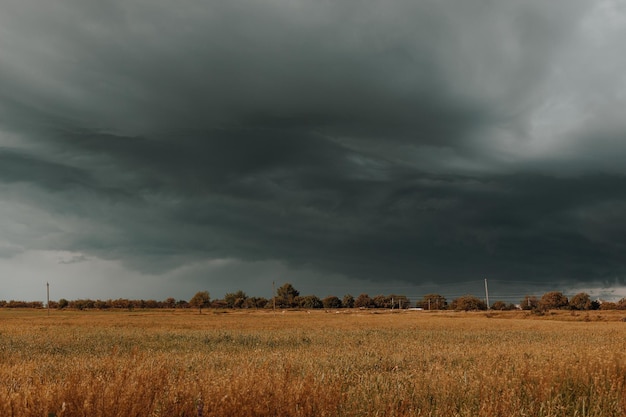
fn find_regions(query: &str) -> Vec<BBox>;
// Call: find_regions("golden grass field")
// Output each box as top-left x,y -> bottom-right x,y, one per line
1,308 -> 626,417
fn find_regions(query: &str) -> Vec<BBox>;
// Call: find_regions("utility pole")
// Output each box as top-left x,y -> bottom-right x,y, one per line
47,282 -> 50,316
484,278 -> 490,309
272,281 -> 276,313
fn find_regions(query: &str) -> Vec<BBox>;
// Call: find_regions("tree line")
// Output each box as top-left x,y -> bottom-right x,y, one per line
2,283 -> 625,312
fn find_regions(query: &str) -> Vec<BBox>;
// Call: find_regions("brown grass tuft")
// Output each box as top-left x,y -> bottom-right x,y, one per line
1,309 -> 625,416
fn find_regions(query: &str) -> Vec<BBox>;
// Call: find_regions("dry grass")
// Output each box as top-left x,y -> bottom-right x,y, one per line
1,308 -> 626,416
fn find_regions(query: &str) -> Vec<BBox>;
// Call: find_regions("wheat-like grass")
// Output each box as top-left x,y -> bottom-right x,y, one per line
0,309 -> 625,416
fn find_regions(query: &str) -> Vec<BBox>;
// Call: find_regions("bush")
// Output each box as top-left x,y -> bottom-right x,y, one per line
569,293 -> 592,310
450,295 -> 487,311
354,294 -> 372,308
520,295 -> 539,310
416,294 -> 447,310
322,296 -> 342,309
539,291 -> 568,311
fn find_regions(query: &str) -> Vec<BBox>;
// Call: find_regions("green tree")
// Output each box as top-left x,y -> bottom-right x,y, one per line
224,290 -> 247,308
298,295 -> 323,309
539,291 -> 568,311
390,295 -> 410,309
163,297 -> 177,309
450,295 -> 487,311
322,296 -> 342,309
272,295 -> 290,309
372,294 -> 391,309
189,291 -> 211,314
416,294 -> 447,310
491,300 -> 508,311
569,292 -> 592,310
342,294 -> 355,308
354,293 -> 372,308
277,283 -> 299,307
210,299 -> 227,309
520,295 -> 539,310
600,301 -> 617,310
240,296 -> 263,309
58,298 -> 69,309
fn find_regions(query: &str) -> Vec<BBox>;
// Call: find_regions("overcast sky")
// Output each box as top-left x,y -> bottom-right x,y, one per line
1,0 -> 626,303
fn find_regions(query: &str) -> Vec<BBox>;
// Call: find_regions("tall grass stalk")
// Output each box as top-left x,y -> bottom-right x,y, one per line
0,309 -> 625,416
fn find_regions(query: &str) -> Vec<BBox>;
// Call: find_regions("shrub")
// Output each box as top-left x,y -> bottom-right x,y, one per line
450,295 -> 487,311
322,296 -> 342,309
539,291 -> 569,311
569,293 -> 592,310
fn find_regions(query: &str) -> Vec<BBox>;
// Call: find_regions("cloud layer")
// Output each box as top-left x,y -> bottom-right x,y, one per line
1,0 -> 626,301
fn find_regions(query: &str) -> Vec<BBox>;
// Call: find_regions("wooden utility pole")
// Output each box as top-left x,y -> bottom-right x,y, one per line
272,281 -> 276,313
47,282 -> 50,316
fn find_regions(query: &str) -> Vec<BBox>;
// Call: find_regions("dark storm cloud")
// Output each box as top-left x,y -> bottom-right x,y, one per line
6,125 -> 625,288
0,0 -> 587,138
1,0 -> 625,298
0,148 -> 90,191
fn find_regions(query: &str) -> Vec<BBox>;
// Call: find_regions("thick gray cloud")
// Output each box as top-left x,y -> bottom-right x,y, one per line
1,0 -> 625,301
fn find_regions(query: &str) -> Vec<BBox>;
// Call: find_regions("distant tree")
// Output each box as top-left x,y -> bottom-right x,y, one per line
272,296 -> 290,309
298,295 -> 323,309
416,294 -> 447,310
372,295 -> 391,309
354,293 -> 372,308
224,290 -> 248,308
617,297 -> 626,310
189,291 -> 211,314
391,295 -> 410,309
7,300 -> 29,308
176,299 -> 189,308
322,296 -> 342,309
539,291 -> 569,311
243,297 -> 268,309
210,299 -> 228,309
600,301 -> 617,310
163,297 -> 177,309
277,283 -> 299,307
111,298 -> 130,309
70,299 -> 95,310
293,296 -> 303,307
491,301 -> 508,311
569,292 -> 592,310
520,295 -> 539,311
256,297 -> 269,309
342,294 -> 355,309
450,295 -> 487,311
58,298 -> 69,309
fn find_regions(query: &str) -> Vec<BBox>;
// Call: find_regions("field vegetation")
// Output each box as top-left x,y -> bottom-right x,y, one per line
1,309 -> 626,416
